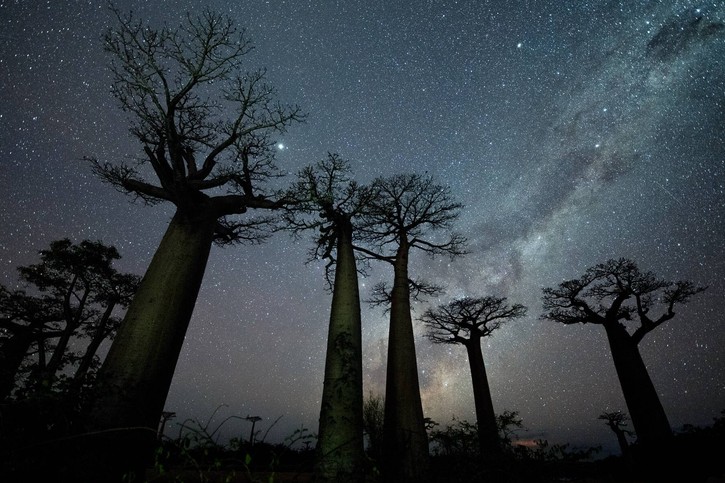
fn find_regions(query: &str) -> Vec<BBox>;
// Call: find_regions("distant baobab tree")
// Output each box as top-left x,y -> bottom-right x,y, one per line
542,258 -> 705,452
598,410 -> 633,457
284,154 -> 375,481
355,174 -> 467,483
421,296 -> 527,459
85,7 -> 303,477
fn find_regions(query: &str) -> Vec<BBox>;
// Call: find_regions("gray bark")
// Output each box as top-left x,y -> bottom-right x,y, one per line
85,209 -> 216,477
315,220 -> 365,481
603,321 -> 673,447
464,339 -> 501,458
382,239 -> 430,483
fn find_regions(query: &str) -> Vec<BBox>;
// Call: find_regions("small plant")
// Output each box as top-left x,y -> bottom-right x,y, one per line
148,407 -> 316,482
528,439 -> 601,463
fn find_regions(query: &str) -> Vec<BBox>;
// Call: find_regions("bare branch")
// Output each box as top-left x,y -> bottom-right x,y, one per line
87,157 -> 171,204
357,173 -> 467,263
366,281 -> 392,312
213,215 -> 276,246
542,258 -> 706,344
422,296 -> 527,345
92,7 -> 305,244
278,154 -> 376,286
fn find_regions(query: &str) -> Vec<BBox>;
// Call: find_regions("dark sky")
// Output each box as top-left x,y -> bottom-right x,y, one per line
1,1 -> 724,454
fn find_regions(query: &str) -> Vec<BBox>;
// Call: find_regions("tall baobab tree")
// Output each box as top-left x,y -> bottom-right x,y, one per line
356,174 -> 467,483
284,154 -> 375,481
421,296 -> 527,459
85,7 -> 303,474
542,258 -> 705,451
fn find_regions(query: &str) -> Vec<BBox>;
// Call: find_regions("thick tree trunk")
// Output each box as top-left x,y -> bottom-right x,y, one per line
83,209 -> 216,479
604,322 -> 673,449
465,339 -> 501,459
315,221 -> 365,482
382,239 -> 430,483
0,331 -> 34,399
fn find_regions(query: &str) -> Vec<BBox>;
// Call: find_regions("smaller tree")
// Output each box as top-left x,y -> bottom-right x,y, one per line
599,410 -> 633,457
496,410 -> 525,452
0,240 -> 139,482
0,239 -> 139,399
0,288 -> 59,399
422,296 -> 527,458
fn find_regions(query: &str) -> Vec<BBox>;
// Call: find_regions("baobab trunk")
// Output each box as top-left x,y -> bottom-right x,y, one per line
603,322 -> 672,448
315,220 -> 365,482
85,209 -> 216,477
464,339 -> 501,458
382,239 -> 430,483
613,425 -> 630,457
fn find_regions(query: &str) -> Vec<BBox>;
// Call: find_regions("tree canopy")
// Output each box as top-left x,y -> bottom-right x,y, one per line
0,239 -> 139,399
542,258 -> 705,344
422,296 -> 527,345
90,7 -> 305,243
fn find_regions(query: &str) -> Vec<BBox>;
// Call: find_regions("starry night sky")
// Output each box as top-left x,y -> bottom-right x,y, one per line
1,1 -> 724,454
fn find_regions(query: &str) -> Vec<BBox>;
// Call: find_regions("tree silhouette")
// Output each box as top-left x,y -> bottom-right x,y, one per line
284,154 -> 374,481
355,173 -> 466,483
598,410 -> 633,457
542,258 -> 705,453
85,7 -> 303,472
0,239 -> 139,400
421,296 -> 526,459
496,409 -> 524,452
0,288 -> 57,399
362,392 -> 385,466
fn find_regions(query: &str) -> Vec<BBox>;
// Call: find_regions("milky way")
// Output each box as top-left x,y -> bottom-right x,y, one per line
1,1 -> 723,454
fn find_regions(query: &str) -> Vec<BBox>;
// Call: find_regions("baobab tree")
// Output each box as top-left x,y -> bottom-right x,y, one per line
542,258 -> 705,451
85,7 -> 303,474
356,174 -> 467,483
599,410 -> 633,457
284,154 -> 375,481
421,296 -> 527,459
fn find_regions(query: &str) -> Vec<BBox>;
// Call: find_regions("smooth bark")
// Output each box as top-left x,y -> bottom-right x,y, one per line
315,221 -> 365,481
464,339 -> 501,458
85,209 -> 216,476
604,321 -> 673,447
382,239 -> 430,483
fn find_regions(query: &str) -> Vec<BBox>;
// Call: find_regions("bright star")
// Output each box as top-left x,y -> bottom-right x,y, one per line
277,143 -> 285,150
